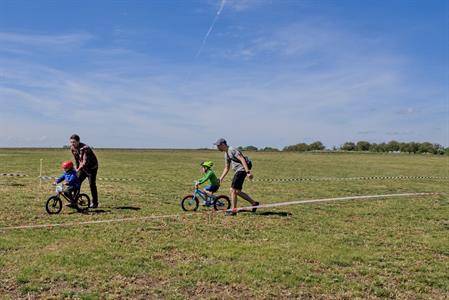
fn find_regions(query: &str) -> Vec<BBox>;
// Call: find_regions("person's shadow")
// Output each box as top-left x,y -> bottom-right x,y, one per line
237,210 -> 292,217
257,211 -> 292,217
70,208 -> 111,215
114,206 -> 141,211
69,206 -> 142,215
76,206 -> 142,214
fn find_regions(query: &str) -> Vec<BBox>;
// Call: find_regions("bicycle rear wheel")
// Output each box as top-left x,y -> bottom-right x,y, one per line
181,195 -> 199,211
77,193 -> 91,210
213,195 -> 231,211
46,196 -> 62,214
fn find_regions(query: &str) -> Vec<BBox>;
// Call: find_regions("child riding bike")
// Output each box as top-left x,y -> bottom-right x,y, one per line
53,160 -> 81,209
195,161 -> 220,205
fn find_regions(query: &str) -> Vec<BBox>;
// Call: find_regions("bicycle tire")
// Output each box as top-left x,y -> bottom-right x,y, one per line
181,195 -> 199,211
77,193 -> 91,210
46,196 -> 62,214
213,195 -> 231,211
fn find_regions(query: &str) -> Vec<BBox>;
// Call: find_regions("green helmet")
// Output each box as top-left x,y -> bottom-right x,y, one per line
201,160 -> 214,169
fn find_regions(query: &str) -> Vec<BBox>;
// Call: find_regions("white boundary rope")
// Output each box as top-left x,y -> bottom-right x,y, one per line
228,192 -> 439,212
34,175 -> 449,183
1,214 -> 181,231
0,173 -> 28,177
255,176 -> 449,183
0,192 -> 439,231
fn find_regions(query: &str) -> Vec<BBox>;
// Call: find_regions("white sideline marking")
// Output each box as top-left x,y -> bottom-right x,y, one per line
1,214 -> 181,231
0,192 -> 439,231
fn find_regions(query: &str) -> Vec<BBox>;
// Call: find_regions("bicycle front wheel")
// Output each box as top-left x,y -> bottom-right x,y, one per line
77,193 -> 91,210
213,195 -> 231,211
46,196 -> 62,214
181,195 -> 199,211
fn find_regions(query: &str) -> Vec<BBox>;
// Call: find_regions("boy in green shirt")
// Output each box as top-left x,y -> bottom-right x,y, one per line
195,161 -> 220,205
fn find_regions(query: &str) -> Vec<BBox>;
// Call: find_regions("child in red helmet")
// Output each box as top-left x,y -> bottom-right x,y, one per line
54,160 -> 81,209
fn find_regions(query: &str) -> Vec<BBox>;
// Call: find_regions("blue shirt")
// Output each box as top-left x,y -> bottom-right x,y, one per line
56,169 -> 80,189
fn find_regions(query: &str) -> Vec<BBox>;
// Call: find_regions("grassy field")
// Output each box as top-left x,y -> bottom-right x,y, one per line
0,149 -> 448,299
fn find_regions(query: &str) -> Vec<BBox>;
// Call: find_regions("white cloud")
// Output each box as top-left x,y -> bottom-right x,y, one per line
225,0 -> 270,11
0,32 -> 93,48
397,107 -> 416,115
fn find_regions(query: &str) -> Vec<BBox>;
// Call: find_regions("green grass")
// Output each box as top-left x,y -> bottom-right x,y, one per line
0,149 -> 448,299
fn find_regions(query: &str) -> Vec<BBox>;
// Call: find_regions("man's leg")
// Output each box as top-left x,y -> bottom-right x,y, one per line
78,170 -> 87,184
227,171 -> 246,215
237,190 -> 259,212
88,168 -> 98,207
237,190 -> 256,205
230,187 -> 238,209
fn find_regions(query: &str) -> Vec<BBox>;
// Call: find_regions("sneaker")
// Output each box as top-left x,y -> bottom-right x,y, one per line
89,203 -> 98,209
226,208 -> 237,216
252,202 -> 260,213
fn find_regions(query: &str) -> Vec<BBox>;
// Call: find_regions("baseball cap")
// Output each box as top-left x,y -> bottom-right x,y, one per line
213,138 -> 227,146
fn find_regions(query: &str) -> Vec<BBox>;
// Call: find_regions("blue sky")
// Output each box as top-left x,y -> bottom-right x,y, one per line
0,0 -> 447,148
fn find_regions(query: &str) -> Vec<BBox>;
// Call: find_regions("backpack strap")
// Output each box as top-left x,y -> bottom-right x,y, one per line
226,149 -> 240,163
227,150 -> 249,165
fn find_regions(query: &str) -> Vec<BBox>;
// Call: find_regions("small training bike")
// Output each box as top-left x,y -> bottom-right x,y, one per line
45,185 -> 91,214
181,188 -> 231,211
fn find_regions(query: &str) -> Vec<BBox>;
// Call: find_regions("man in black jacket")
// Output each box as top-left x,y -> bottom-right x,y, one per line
69,134 -> 99,208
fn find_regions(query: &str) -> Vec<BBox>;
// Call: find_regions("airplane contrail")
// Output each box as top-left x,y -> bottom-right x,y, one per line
195,0 -> 226,58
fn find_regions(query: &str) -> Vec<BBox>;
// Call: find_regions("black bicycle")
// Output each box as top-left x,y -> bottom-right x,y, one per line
45,185 -> 91,214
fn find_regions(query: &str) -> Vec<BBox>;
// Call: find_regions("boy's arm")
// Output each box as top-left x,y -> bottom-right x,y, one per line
55,174 -> 65,184
197,171 -> 212,185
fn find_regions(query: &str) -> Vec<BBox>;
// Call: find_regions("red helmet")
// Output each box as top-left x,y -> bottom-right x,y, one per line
62,160 -> 74,169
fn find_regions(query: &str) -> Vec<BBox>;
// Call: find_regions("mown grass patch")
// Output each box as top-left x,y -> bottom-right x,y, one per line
0,149 -> 448,299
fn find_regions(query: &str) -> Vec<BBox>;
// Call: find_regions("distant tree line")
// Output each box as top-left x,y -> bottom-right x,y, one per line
60,141 -> 447,155
238,140 -> 448,155
338,140 -> 446,155
283,141 -> 325,152
238,146 -> 281,152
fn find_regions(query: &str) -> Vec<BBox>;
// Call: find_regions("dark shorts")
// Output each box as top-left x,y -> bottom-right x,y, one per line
231,171 -> 247,190
205,185 -> 220,193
